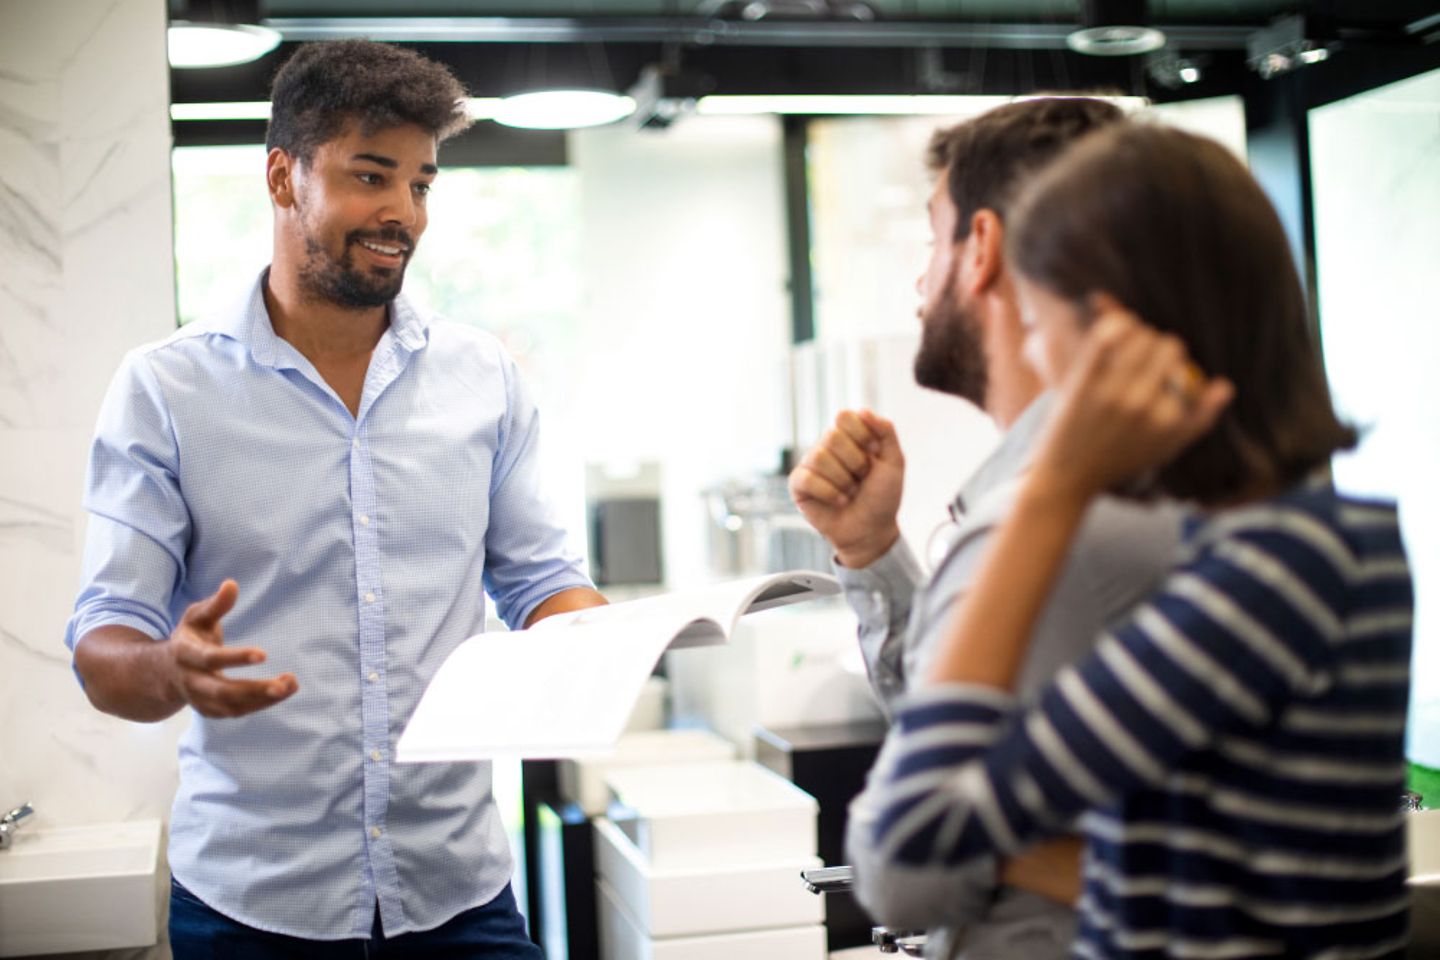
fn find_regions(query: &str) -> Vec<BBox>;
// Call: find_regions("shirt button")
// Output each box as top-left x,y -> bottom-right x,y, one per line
367,671 -> 380,683
370,826 -> 382,839
371,749 -> 383,762
364,592 -> 376,604
359,515 -> 371,526
352,438 -> 360,449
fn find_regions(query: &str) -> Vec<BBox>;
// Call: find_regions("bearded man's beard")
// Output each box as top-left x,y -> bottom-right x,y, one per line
913,282 -> 987,405
297,227 -> 413,309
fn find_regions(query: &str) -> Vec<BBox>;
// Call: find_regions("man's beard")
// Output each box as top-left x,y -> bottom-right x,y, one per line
298,227 -> 413,310
913,282 -> 987,406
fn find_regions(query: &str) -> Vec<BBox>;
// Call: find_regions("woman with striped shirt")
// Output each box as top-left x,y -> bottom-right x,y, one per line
854,123 -> 1413,958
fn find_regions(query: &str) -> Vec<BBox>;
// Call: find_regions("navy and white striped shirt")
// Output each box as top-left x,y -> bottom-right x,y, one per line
863,480 -> 1412,958
65,273 -> 592,938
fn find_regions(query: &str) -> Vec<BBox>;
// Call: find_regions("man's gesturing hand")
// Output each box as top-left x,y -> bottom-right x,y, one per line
788,409 -> 905,569
166,580 -> 298,718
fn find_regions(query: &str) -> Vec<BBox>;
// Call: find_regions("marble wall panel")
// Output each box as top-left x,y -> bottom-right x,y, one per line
0,1 -> 180,956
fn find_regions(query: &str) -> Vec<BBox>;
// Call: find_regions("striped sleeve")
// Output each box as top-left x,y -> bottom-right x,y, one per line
869,513 -> 1351,867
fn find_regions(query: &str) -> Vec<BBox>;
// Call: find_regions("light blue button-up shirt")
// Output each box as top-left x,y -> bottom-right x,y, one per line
65,272 -> 592,939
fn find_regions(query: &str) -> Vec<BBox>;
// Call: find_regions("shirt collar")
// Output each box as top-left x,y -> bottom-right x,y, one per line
210,268 -> 431,367
951,392 -> 1054,518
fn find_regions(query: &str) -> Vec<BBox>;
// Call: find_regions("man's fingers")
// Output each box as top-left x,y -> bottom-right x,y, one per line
833,409 -> 884,453
174,635 -> 266,671
855,410 -> 903,461
789,465 -> 852,507
186,671 -> 298,718
805,447 -> 864,497
818,426 -> 871,478
185,579 -> 239,631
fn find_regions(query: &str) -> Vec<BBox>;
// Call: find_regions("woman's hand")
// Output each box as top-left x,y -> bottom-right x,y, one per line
1032,299 -> 1233,501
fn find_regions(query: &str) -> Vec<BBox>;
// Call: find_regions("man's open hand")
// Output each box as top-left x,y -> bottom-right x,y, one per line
165,580 -> 297,718
788,409 -> 905,569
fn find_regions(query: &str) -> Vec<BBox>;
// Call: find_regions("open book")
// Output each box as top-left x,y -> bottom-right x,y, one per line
396,570 -> 840,762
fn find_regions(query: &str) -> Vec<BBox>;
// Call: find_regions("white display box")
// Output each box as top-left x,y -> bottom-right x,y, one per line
1410,809 -> 1440,952
665,603 -> 884,750
597,877 -> 827,960
559,728 -> 737,816
593,816 -> 823,937
604,761 -> 818,870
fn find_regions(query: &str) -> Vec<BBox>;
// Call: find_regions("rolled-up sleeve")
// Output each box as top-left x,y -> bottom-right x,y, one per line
846,697 -> 1001,932
66,350 -> 190,658
481,352 -> 592,629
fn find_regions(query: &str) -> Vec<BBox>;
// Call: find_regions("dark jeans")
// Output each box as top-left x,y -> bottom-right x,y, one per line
169,877 -> 544,959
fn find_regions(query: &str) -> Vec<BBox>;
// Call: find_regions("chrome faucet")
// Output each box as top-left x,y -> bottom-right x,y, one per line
0,802 -> 34,849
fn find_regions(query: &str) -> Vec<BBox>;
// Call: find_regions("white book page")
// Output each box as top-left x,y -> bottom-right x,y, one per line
396,616 -> 686,762
532,571 -> 839,646
397,571 -> 839,762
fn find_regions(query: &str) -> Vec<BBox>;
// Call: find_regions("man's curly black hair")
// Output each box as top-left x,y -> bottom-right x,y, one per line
266,39 -> 472,164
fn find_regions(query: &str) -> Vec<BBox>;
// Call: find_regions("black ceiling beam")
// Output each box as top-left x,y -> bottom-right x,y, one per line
171,41 -> 1160,103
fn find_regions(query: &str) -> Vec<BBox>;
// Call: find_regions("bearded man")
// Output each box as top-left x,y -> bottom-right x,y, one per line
66,39 -> 605,957
789,98 -> 1182,959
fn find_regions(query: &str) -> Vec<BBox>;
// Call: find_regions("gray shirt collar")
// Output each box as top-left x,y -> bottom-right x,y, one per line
952,392 -> 1053,518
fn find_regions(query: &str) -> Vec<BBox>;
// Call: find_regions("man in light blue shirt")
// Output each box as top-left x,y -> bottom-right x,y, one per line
65,39 -> 605,956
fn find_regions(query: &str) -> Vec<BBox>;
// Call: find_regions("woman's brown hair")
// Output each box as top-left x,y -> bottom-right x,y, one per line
1007,122 -> 1356,504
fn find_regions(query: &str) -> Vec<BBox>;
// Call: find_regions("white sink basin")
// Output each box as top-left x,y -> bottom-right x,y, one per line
0,819 -> 161,957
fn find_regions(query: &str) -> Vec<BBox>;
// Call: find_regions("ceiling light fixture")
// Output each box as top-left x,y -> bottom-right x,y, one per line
168,23 -> 282,68
1067,0 -> 1167,56
168,1 -> 280,69
492,90 -> 636,130
170,100 -> 272,121
696,94 -> 1150,116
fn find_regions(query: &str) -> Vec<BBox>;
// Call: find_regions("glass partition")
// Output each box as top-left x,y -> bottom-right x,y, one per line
1309,67 -> 1440,772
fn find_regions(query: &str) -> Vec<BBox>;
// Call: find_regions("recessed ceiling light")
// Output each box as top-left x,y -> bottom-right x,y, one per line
168,22 -> 281,69
493,90 -> 635,130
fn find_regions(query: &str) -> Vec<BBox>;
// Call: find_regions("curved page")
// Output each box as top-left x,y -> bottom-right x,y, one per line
397,570 -> 838,761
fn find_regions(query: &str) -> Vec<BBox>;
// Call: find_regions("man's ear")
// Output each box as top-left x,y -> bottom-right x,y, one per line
266,148 -> 297,209
961,208 -> 1006,297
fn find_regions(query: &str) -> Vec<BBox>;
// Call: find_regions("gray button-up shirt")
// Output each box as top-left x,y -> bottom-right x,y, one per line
835,395 -> 1183,959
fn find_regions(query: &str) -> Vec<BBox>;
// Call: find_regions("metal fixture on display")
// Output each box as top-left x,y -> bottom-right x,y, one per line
168,0 -> 280,68
703,475 -> 828,578
0,802 -> 34,850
